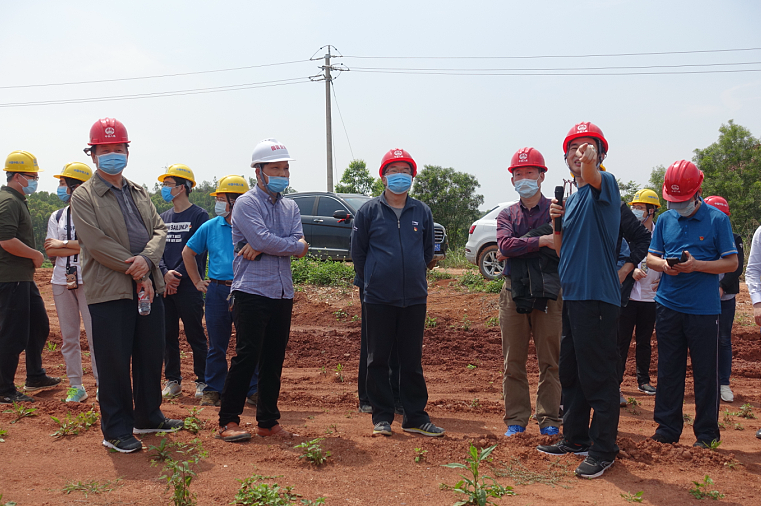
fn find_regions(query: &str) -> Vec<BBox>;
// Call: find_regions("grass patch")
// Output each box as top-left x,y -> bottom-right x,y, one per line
438,246 -> 475,269
62,478 -> 121,498
291,256 -> 354,286
494,457 -> 574,487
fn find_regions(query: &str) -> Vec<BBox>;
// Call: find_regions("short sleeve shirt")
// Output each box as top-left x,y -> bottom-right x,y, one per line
186,216 -> 234,281
558,171 -> 621,306
649,202 -> 737,315
0,186 -> 35,282
46,206 -> 83,285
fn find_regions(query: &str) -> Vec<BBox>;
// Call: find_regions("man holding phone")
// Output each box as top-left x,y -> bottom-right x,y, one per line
645,160 -> 737,449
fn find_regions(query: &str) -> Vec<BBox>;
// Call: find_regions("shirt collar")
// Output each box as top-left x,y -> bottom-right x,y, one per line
254,184 -> 282,203
94,172 -> 133,197
1,185 -> 26,201
518,193 -> 549,211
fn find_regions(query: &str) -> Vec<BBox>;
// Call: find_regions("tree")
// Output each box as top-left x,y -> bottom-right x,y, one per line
371,178 -> 384,197
411,165 -> 484,247
616,178 -> 640,204
647,165 -> 667,219
27,191 -> 66,255
335,159 -> 375,195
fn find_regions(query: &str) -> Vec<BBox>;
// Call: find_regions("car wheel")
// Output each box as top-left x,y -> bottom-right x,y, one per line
477,244 -> 505,280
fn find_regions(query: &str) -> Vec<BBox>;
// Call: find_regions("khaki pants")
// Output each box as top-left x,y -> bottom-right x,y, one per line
499,278 -> 562,428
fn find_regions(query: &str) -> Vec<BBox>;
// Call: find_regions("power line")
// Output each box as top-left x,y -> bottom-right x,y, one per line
350,61 -> 761,72
331,81 -> 354,161
0,59 -> 311,90
350,68 -> 761,76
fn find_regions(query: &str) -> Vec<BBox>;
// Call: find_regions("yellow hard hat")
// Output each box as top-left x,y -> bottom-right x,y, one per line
158,163 -> 196,187
630,188 -> 661,208
4,150 -> 42,172
210,175 -> 249,196
54,162 -> 92,183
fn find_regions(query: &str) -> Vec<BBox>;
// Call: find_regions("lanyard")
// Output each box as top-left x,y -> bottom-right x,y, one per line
65,207 -> 78,268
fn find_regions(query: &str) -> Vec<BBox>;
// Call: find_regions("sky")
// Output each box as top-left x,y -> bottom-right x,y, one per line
1,0 -> 760,211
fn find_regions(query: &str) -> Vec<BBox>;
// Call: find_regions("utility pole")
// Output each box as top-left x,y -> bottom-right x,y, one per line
324,48 -> 333,192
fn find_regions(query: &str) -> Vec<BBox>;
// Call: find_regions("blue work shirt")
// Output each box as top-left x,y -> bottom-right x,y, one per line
558,171 -> 621,306
231,185 -> 305,299
649,201 -> 737,315
186,216 -> 234,281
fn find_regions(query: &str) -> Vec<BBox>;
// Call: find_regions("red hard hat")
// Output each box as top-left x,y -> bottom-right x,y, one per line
662,160 -> 704,202
563,121 -> 608,154
704,195 -> 730,216
88,117 -> 130,146
379,148 -> 417,178
508,147 -> 547,173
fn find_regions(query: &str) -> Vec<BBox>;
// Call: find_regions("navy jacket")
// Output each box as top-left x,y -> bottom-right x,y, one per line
351,193 -> 434,307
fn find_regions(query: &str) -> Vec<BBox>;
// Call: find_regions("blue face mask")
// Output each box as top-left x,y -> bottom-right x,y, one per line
385,173 -> 413,194
514,178 -> 539,198
161,186 -> 177,202
97,152 -> 128,175
22,178 -> 38,195
264,175 -> 289,194
57,186 -> 71,202
214,201 -> 229,217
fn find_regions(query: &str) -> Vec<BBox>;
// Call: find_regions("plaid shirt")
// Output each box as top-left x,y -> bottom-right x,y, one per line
496,194 -> 552,277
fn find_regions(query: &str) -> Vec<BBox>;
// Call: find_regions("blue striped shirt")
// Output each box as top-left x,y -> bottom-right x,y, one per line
230,186 -> 305,299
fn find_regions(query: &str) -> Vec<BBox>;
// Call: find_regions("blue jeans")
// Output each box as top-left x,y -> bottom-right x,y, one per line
205,282 -> 257,395
718,298 -> 735,386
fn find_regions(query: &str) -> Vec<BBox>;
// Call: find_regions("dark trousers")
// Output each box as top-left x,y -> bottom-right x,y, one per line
89,288 -> 166,439
365,302 -> 429,427
617,300 -> 656,386
0,281 -> 50,396
164,282 -> 207,384
219,291 -> 292,428
718,298 -> 735,386
653,303 -> 720,443
560,300 -> 620,461
357,287 -> 400,406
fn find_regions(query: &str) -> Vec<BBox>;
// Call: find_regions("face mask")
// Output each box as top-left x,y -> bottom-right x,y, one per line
97,152 -> 128,175
385,173 -> 413,194
631,208 -> 646,221
668,199 -> 697,218
214,201 -> 229,217
57,186 -> 71,202
161,186 -> 177,202
264,174 -> 289,194
514,178 -> 539,198
21,178 -> 38,195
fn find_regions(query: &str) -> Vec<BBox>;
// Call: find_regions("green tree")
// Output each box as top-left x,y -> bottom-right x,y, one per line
371,178 -> 384,197
27,191 -> 66,255
411,165 -> 484,247
616,179 -> 640,203
647,165 -> 667,219
335,159 -> 374,195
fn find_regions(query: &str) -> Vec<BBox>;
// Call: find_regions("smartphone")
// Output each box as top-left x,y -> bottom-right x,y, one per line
666,250 -> 689,267
65,266 -> 78,290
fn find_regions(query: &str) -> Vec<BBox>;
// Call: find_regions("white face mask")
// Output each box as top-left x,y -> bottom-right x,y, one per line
214,201 -> 229,217
631,208 -> 646,222
514,178 -> 539,198
668,198 -> 697,218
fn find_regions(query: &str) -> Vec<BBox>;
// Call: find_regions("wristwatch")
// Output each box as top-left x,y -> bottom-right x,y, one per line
62,240 -> 69,246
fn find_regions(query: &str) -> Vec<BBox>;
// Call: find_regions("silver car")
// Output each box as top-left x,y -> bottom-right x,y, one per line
464,202 -> 516,279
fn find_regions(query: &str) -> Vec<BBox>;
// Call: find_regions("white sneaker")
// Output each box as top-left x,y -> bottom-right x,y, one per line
195,382 -> 207,399
720,385 -> 734,403
162,380 -> 182,398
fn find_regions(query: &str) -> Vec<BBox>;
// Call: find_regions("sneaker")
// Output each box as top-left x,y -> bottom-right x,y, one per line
358,403 -> 373,413
103,435 -> 143,453
0,390 -> 35,404
246,392 -> 258,406
373,421 -> 392,436
638,383 -> 657,395
575,456 -> 614,479
540,426 -> 560,436
720,385 -> 734,403
403,422 -> 445,437
693,440 -> 713,449
195,382 -> 207,399
215,422 -> 251,442
537,439 -> 590,456
162,380 -> 181,398
24,375 -> 62,392
650,432 -> 677,444
66,386 -> 88,403
394,402 -> 405,416
133,418 -> 183,434
619,390 -> 627,407
504,425 -> 525,437
256,424 -> 296,438
200,391 -> 220,407
756,427 -> 761,439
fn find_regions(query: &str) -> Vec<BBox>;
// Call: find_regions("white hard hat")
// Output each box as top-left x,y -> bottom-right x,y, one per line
250,138 -> 295,167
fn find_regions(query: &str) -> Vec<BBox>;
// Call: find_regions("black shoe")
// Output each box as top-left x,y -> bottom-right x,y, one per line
575,456 -> 614,479
133,418 -> 183,434
638,383 -> 657,395
0,390 -> 35,404
693,440 -> 711,449
394,403 -> 404,416
373,421 -> 392,436
536,439 -> 589,456
24,375 -> 62,392
103,435 -> 143,453
651,433 -> 677,444
358,403 -> 373,413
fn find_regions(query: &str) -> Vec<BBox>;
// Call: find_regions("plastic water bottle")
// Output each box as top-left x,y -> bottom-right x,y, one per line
138,289 -> 151,316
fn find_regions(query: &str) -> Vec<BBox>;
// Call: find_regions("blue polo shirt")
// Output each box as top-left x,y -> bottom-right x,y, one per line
558,170 -> 621,306
649,200 -> 737,315
185,216 -> 234,281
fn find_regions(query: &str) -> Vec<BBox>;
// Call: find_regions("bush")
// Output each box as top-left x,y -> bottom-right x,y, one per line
438,246 -> 476,269
291,256 -> 355,286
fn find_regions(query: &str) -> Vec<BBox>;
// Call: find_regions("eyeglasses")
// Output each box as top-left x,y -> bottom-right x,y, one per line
385,168 -> 412,175
20,174 -> 40,181
161,182 -> 177,188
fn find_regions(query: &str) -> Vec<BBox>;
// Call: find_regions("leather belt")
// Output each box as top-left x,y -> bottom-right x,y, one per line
209,278 -> 233,286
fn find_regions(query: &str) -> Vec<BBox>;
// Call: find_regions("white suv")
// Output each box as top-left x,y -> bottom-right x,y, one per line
464,202 -> 516,279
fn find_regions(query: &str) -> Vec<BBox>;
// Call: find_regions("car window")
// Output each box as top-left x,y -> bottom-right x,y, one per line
291,196 -> 316,216
483,203 -> 514,220
316,196 -> 348,217
342,196 -> 372,213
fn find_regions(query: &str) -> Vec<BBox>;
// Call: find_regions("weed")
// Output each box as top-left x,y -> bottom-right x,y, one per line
459,271 -> 486,292
233,474 -> 325,505
484,278 -> 504,294
179,350 -> 187,360
627,397 -> 640,407
494,457 -> 573,487
734,422 -> 744,431
428,269 -> 454,282
0,494 -> 16,506
724,459 -> 742,470
294,438 -> 331,466
319,365 -> 327,375
333,310 -> 348,321
2,402 -> 37,424
441,443 -> 516,505
49,409 -> 99,438
708,439 -> 722,450
439,247 -> 475,270
470,398 -> 481,409
621,491 -> 644,503
351,314 -> 360,322
183,407 -> 205,434
683,413 -> 694,425
159,440 -> 208,506
466,364 -> 477,370
335,363 -> 344,382
291,255 -> 354,286
0,427 -> 7,442
62,478 -> 121,498
425,314 -> 438,328
737,403 -> 756,419
148,438 -> 173,463
461,315 -> 472,331
326,423 -> 338,434
45,341 -> 58,352
689,475 -> 724,500
485,316 -> 499,327
414,447 -> 428,463
723,409 -> 734,424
